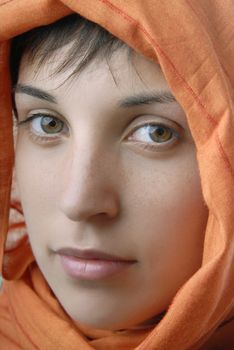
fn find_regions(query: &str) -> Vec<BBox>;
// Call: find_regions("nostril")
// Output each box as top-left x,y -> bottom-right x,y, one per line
59,192 -> 120,222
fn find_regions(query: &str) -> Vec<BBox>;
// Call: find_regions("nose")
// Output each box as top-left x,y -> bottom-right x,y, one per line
59,145 -> 120,222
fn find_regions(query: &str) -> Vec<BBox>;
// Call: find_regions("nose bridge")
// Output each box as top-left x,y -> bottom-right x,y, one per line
59,140 -> 120,221
69,144 -> 109,195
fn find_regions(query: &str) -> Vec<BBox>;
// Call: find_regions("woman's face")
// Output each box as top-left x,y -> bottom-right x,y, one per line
15,47 -> 208,330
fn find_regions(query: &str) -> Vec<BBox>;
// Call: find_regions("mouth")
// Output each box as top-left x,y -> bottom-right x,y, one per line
56,247 -> 137,281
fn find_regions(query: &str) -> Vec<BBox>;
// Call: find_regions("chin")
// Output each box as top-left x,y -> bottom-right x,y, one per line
70,312 -> 139,331
74,317 -> 124,330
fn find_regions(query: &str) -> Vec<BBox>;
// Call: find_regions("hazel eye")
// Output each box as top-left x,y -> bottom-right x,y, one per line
33,115 -> 64,134
129,123 -> 176,145
17,113 -> 69,144
146,125 -> 173,143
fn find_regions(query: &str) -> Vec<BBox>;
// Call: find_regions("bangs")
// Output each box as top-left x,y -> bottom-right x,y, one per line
10,14 -> 126,86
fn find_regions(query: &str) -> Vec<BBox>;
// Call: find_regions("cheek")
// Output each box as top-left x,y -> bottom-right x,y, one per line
121,157 -> 207,308
15,133 -> 61,202
125,152 -> 207,275
16,156 -> 51,211
15,137 -> 60,245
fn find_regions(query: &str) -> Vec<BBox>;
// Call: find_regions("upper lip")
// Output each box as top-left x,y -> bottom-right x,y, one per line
56,247 -> 136,262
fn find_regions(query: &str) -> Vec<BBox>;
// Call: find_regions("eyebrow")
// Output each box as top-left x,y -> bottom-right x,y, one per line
14,84 -> 57,104
119,91 -> 177,108
13,84 -> 177,108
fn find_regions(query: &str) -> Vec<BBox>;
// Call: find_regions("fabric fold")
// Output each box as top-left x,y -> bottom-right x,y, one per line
0,0 -> 233,349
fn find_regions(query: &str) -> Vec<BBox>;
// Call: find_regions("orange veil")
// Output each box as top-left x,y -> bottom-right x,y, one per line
0,1 -> 233,349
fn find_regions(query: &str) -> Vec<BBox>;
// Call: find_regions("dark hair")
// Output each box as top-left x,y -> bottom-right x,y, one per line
10,14 -> 126,87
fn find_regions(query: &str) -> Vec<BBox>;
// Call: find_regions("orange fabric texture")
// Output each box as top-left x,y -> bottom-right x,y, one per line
0,0 -> 234,349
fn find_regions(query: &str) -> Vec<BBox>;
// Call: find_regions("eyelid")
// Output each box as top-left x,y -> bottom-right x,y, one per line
17,112 -> 69,135
122,115 -> 185,154
127,123 -> 179,144
17,111 -> 185,150
17,109 -> 67,125
17,112 -> 69,145
125,115 -> 184,137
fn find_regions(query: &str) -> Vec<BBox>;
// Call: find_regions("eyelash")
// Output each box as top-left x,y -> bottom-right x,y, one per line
17,113 -> 181,150
18,113 -> 68,145
127,123 -> 180,151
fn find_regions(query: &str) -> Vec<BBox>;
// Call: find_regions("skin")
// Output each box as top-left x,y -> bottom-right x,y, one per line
14,46 -> 208,331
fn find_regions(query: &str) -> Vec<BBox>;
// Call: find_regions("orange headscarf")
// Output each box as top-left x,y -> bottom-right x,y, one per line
0,1 -> 233,349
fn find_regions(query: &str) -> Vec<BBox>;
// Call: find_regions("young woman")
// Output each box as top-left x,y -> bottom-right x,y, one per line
0,1 -> 233,349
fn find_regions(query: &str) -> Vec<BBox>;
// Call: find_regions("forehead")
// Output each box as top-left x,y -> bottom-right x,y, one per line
18,47 -> 170,98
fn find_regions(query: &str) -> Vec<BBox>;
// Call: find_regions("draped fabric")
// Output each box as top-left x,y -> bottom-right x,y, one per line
0,1 -> 233,349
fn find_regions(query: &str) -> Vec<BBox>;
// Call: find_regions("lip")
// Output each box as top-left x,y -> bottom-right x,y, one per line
56,247 -> 136,281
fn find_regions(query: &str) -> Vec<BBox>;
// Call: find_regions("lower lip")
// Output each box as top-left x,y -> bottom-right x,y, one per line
59,255 -> 135,281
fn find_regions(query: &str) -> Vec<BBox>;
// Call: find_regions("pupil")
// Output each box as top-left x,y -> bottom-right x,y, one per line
49,120 -> 56,127
41,116 -> 63,133
149,125 -> 171,142
156,127 -> 165,136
